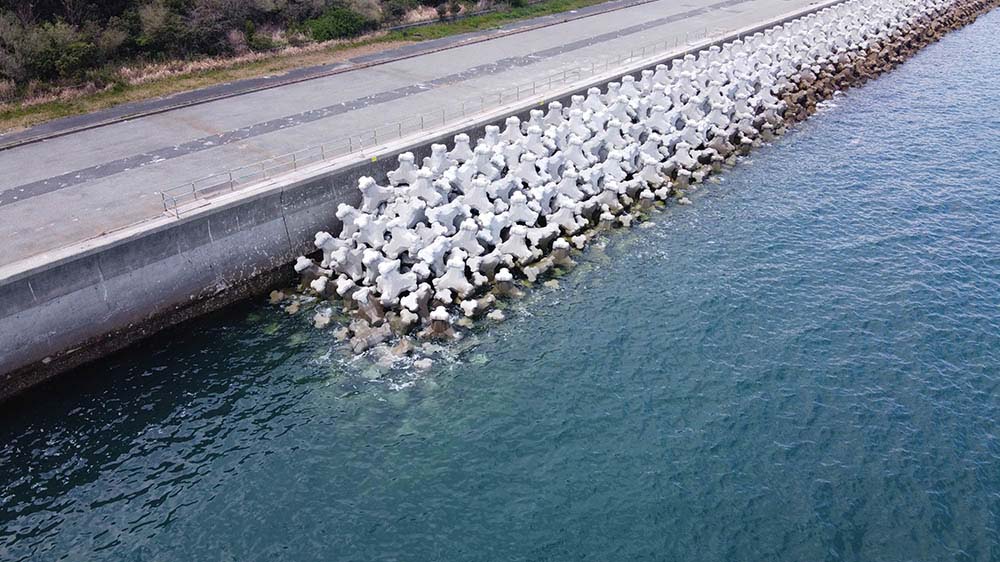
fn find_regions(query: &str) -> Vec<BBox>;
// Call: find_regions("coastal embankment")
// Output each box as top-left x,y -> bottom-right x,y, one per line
286,0 -> 996,360
0,0 -> 994,399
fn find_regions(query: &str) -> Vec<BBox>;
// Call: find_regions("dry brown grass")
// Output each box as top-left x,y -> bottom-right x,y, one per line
1,82 -> 114,111
404,6 -> 442,23
113,30 -> 400,87
0,34 -> 413,132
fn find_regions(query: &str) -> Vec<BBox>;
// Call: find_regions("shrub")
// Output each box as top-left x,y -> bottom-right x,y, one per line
248,31 -> 277,50
509,0 -> 527,7
81,66 -> 126,90
53,40 -> 98,78
435,3 -> 449,20
243,19 -> 278,51
305,8 -> 376,41
348,0 -> 384,21
271,0 -> 328,24
285,29 -> 310,47
0,79 -> 16,103
187,0 -> 256,55
0,50 -> 24,84
17,21 -> 97,81
0,12 -> 29,83
137,0 -> 185,55
95,21 -> 130,61
227,28 -> 249,53
383,0 -> 410,22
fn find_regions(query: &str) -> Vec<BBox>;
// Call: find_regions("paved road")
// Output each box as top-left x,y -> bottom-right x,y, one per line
0,0 -> 669,149
0,0 -> 823,268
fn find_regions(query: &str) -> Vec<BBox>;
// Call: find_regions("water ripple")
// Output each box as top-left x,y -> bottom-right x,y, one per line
2,9 -> 1000,562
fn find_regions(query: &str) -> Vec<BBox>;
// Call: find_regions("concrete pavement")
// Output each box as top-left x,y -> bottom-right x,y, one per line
0,0 -> 824,270
0,0 -> 666,149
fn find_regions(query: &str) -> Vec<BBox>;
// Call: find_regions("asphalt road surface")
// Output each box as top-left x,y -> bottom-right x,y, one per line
0,0 -> 825,268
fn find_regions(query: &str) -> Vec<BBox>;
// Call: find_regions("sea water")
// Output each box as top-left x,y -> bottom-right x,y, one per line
1,10 -> 998,562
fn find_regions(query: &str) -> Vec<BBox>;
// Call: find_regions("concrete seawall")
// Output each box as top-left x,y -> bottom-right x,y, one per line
0,0 -> 851,400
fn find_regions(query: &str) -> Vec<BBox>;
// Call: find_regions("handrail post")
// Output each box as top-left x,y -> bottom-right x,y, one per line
229,172 -> 235,191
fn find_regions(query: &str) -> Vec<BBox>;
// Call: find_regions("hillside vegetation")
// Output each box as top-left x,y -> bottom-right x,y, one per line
0,0 -> 529,104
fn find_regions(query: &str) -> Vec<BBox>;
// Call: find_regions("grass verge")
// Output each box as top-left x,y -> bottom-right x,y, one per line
0,0 -> 612,135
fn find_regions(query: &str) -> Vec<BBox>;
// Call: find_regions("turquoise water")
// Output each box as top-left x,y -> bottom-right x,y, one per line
3,11 -> 1000,562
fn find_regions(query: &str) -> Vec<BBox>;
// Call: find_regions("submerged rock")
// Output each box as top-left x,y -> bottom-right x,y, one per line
391,338 -> 416,357
313,309 -> 332,329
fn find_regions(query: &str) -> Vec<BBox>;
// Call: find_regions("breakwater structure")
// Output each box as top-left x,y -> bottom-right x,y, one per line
0,0 -> 994,398
287,0 -> 997,359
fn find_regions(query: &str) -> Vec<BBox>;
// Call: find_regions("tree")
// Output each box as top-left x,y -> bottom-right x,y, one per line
60,0 -> 90,25
137,0 -> 184,55
10,1 -> 38,26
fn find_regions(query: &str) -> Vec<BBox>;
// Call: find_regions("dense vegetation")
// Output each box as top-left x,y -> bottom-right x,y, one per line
0,0 -> 485,101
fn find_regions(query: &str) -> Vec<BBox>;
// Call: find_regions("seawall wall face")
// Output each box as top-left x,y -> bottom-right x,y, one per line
0,0 -> 854,400
0,101 -> 592,398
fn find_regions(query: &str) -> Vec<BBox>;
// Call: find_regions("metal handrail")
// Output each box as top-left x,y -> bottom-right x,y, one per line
160,27 -> 723,217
